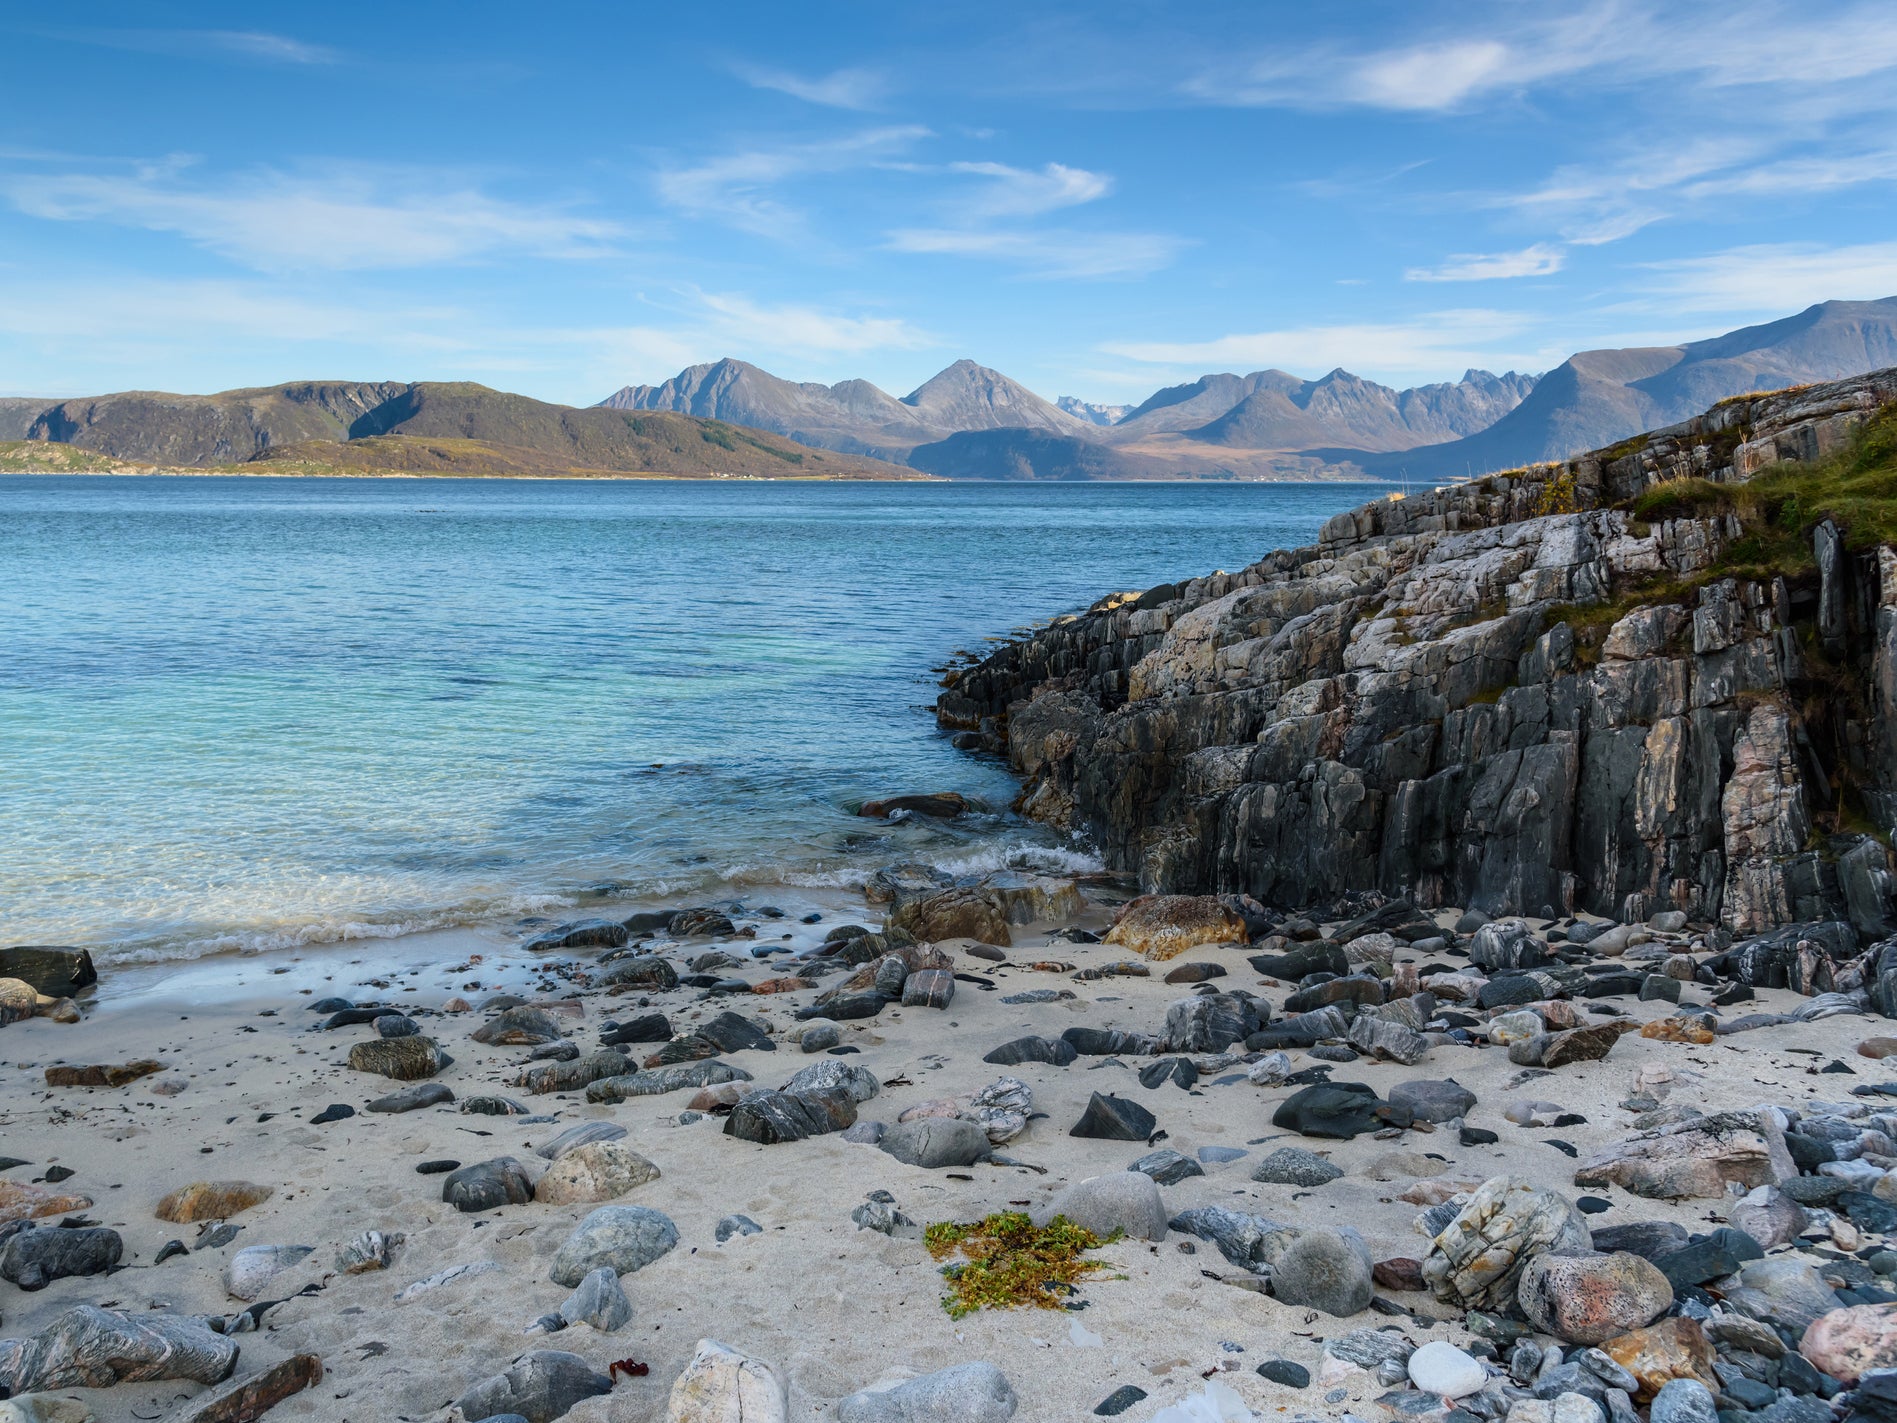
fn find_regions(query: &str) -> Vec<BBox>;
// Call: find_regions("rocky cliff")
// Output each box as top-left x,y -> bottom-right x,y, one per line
939,369 -> 1897,937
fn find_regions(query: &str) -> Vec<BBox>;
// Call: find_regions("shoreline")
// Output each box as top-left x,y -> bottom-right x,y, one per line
0,467 -> 1394,486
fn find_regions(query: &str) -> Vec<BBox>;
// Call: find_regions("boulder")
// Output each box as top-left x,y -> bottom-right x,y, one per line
880,1117 -> 990,1168
723,1088 -> 857,1145
982,1035 -> 1077,1067
1599,1317 -> 1718,1400
1799,1302 -> 1897,1384
888,888 -> 1010,946
1164,993 -> 1259,1052
550,1205 -> 680,1286
453,1350 -> 613,1423
224,1244 -> 312,1301
1729,1184 -> 1809,1249
0,947 -> 97,998
1131,1149 -> 1205,1186
982,871 -> 1083,925
586,1060 -> 753,1103
524,918 -> 631,952
0,1180 -> 92,1226
346,1036 -> 445,1080
1069,1092 -> 1155,1141
0,1226 -> 122,1290
1032,1172 -> 1168,1242
533,1142 -> 660,1205
1271,1228 -> 1373,1317
471,1005 -> 567,1046
837,1361 -> 1018,1422
1421,1175 -> 1592,1311
1104,895 -> 1246,961
781,1059 -> 881,1102
1388,1080 -> 1478,1124
366,1082 -> 454,1113
1252,1147 -> 1343,1187
1572,1111 -> 1796,1199
859,793 -> 968,819
901,969 -> 955,1009
0,1306 -> 237,1394
666,1338 -> 787,1423
434,1158 -> 534,1217
158,1352 -> 323,1423
670,908 -> 737,938
1272,1082 -> 1386,1139
1407,1340 -> 1488,1398
154,1181 -> 272,1223
1516,1250 -> 1674,1345
560,1267 -> 632,1333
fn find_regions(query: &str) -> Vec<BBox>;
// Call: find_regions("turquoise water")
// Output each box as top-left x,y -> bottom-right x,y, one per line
0,475 -> 1378,961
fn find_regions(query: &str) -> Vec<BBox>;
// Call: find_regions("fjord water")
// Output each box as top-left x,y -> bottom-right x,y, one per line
2,475 -> 1378,962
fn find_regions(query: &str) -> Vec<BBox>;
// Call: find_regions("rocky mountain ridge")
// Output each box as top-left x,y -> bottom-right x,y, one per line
6,381 -> 914,480
939,368 -> 1897,936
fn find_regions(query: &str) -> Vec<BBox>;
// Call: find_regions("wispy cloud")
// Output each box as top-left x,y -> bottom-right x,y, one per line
1101,310 -> 1538,381
1631,242 -> 1897,313
4,159 -> 621,272
1187,2 -> 1897,114
1406,244 -> 1566,282
65,28 -> 342,66
946,161 -> 1112,218
692,290 -> 933,353
886,227 -> 1183,280
734,63 -> 889,111
654,127 -> 930,236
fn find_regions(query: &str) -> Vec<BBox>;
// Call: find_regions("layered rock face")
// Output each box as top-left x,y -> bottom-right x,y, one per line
939,371 -> 1897,933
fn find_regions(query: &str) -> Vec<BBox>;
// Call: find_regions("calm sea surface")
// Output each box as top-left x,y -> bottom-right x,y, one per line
0,476 -> 1379,962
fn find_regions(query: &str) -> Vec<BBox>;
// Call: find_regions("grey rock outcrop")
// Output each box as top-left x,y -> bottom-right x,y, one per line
939,370 -> 1897,934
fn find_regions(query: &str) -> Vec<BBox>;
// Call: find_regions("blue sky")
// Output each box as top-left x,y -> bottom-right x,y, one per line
4,1 -> 1896,405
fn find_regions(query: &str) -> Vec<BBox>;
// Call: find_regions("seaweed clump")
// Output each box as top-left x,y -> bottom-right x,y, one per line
923,1211 -> 1120,1319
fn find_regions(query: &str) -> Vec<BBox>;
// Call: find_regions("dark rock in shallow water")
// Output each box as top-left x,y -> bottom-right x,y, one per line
452,1349 -> 613,1423
599,956 -> 680,993
367,1082 -> 454,1113
1070,1091 -> 1156,1141
1272,1082 -> 1385,1139
723,1087 -> 856,1145
599,1013 -> 672,1046
1131,1148 -> 1204,1185
525,917 -> 632,952
984,1035 -> 1077,1067
324,1006 -> 402,1029
0,946 -> 97,997
0,1225 -> 123,1289
441,1157 -> 535,1213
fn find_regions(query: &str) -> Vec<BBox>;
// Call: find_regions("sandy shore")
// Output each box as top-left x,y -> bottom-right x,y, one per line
0,888 -> 1882,1422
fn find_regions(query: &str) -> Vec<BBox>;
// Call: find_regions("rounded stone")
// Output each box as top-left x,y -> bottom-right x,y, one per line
550,1204 -> 680,1287
533,1142 -> 661,1206
837,1361 -> 1017,1423
1407,1340 -> 1487,1398
1270,1228 -> 1373,1318
1799,1302 -> 1897,1384
1517,1250 -> 1673,1346
879,1117 -> 989,1169
1032,1172 -> 1167,1242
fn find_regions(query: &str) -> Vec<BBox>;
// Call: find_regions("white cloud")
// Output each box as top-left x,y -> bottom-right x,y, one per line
946,161 -> 1112,217
1633,242 -> 1897,313
886,227 -> 1183,279
68,28 -> 342,65
1100,310 -> 1538,382
654,127 -> 930,235
1188,2 -> 1897,114
694,291 -> 932,353
1406,244 -> 1566,282
734,64 -> 889,111
4,161 -> 620,272
200,31 -> 339,64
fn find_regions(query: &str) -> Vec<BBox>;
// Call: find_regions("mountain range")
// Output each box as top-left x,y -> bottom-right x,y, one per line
7,297 -> 1894,482
603,297 -> 1897,480
0,382 -> 915,479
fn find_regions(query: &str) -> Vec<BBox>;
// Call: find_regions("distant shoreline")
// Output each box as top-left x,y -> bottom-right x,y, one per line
0,466 -> 1392,486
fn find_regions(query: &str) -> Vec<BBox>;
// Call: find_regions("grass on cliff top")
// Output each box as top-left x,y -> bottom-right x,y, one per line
0,440 -> 140,473
925,1212 -> 1121,1319
1626,402 -> 1897,579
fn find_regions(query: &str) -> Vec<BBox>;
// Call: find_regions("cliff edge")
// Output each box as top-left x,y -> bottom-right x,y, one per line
938,368 -> 1897,936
